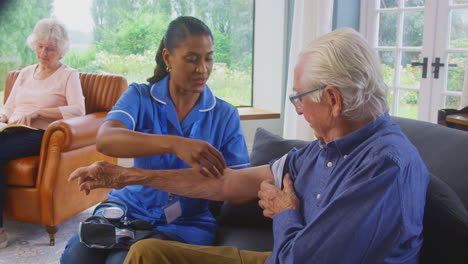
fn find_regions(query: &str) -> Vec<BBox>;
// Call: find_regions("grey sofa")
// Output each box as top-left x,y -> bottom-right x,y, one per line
214,116 -> 468,263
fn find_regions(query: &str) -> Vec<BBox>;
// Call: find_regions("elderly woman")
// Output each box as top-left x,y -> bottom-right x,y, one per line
0,18 -> 85,248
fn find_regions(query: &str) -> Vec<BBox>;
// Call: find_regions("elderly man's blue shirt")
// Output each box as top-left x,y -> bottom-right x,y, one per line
268,113 -> 429,264
104,76 -> 250,245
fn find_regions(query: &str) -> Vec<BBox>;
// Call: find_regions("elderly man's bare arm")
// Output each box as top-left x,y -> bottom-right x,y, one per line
68,161 -> 273,205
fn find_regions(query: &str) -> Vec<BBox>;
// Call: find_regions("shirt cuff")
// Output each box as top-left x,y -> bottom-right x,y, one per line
0,109 -> 11,118
270,153 -> 288,189
58,105 -> 85,119
228,163 -> 251,169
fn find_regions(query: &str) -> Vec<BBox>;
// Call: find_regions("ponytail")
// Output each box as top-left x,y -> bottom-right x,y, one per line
147,39 -> 168,84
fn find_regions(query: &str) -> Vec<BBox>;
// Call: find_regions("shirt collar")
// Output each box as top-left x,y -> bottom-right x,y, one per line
150,75 -> 216,112
325,113 -> 392,156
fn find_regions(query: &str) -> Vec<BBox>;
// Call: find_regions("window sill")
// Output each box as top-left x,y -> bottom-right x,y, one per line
238,107 -> 280,120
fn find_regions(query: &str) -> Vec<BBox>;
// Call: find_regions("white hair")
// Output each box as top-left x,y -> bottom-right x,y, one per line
26,18 -> 70,57
299,27 -> 387,121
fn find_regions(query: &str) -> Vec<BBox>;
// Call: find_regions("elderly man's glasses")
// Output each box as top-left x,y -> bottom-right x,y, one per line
289,86 -> 326,109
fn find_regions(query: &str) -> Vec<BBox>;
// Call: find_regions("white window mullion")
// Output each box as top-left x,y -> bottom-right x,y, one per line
427,0 -> 446,121
392,8 -> 405,115
408,0 -> 436,121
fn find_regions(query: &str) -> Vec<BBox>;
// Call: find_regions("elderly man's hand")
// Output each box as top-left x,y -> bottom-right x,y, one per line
258,173 -> 299,218
68,161 -> 132,195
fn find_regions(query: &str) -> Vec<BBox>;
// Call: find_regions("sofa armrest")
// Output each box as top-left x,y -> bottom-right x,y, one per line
36,111 -> 108,191
41,112 -> 107,152
35,112 -> 112,224
437,106 -> 468,127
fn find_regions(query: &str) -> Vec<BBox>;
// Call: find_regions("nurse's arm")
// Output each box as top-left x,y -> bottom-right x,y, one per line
96,120 -> 226,175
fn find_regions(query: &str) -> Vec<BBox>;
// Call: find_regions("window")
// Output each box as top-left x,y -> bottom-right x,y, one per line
361,0 -> 468,122
0,0 -> 254,107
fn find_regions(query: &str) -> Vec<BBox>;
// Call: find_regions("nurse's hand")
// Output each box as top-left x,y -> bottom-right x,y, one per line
174,138 -> 226,177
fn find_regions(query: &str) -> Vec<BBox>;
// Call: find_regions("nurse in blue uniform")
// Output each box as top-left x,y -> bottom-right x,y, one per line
61,16 -> 249,264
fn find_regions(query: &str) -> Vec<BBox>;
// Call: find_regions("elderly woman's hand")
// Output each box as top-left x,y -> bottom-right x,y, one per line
11,111 -> 40,126
173,137 -> 226,177
68,161 -> 134,195
0,114 -> 7,123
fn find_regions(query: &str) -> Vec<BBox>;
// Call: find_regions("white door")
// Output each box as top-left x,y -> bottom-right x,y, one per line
361,0 -> 468,122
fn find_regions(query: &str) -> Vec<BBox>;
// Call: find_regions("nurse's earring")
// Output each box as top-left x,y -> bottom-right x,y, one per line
166,65 -> 172,72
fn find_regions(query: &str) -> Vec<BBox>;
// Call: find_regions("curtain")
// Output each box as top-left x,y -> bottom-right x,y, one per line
461,60 -> 468,108
282,0 -> 334,140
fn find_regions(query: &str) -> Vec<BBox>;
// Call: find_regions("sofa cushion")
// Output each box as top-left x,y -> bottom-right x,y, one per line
215,225 -> 273,251
249,127 -> 308,166
420,173 -> 468,264
218,128 -> 308,228
216,128 -> 308,250
218,201 -> 273,228
392,116 -> 468,208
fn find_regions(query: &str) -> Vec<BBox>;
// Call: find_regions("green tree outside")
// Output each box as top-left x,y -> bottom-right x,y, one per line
0,0 -> 53,103
0,0 -> 254,107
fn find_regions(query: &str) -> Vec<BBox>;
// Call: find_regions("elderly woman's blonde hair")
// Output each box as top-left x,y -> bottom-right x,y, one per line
298,27 -> 388,121
26,18 -> 70,57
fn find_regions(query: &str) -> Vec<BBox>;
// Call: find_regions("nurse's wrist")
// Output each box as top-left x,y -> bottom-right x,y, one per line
161,135 -> 179,155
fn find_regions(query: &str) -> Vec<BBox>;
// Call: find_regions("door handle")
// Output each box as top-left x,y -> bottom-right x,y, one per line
432,57 -> 445,79
411,57 -> 456,79
411,57 -> 428,79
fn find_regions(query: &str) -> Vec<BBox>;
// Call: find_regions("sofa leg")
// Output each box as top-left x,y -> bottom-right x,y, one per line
45,226 -> 58,246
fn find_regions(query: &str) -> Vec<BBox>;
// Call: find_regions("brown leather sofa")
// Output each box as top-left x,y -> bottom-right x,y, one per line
2,71 -> 127,245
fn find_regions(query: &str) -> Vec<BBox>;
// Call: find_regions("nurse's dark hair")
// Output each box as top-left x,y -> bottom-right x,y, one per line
147,16 -> 213,84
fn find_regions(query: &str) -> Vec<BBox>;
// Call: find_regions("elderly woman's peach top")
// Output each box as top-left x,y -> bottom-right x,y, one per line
0,64 -> 85,130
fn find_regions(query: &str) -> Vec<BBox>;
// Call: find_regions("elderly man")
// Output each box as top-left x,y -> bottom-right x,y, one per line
70,28 -> 429,264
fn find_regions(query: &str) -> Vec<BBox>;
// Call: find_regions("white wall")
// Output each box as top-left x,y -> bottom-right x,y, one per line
241,0 -> 288,151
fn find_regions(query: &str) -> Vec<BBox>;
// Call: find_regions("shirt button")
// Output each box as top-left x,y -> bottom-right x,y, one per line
344,155 -> 348,159
327,162 -> 333,168
316,194 -> 321,199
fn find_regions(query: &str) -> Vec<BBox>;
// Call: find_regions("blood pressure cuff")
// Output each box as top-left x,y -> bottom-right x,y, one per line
79,216 -> 186,250
80,221 -> 118,249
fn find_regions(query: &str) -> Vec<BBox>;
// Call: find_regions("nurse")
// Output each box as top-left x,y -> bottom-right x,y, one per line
61,16 -> 250,264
